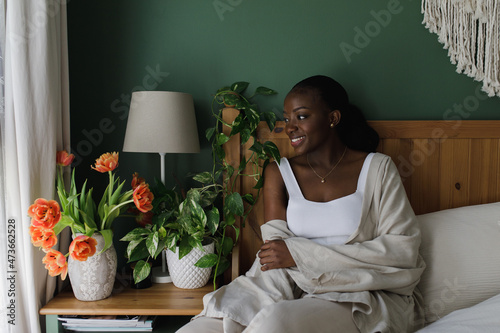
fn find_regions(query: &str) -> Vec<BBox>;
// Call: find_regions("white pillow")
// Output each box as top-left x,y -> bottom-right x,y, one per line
416,293 -> 500,332
416,202 -> 500,324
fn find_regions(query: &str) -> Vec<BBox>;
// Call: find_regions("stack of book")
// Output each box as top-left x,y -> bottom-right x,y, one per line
58,315 -> 157,332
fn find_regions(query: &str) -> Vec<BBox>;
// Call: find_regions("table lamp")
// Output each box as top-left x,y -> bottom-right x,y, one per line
123,91 -> 200,283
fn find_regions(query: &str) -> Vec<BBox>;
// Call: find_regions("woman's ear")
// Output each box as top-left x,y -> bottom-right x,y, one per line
329,110 -> 341,127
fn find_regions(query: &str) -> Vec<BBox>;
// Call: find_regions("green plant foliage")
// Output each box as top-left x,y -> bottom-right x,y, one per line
121,82 -> 281,287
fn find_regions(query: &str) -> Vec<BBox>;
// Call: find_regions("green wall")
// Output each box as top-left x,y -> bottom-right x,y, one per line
67,0 -> 500,265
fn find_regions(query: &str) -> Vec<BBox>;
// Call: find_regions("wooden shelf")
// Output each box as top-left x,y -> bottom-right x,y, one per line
40,282 -> 214,316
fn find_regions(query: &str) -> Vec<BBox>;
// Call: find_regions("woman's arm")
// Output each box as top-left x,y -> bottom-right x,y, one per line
262,162 -> 287,222
259,162 -> 296,271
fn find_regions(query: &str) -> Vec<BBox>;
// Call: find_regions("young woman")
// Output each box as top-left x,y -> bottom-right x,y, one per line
177,75 -> 425,333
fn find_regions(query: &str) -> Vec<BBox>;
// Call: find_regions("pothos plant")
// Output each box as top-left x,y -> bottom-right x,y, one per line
122,82 -> 281,288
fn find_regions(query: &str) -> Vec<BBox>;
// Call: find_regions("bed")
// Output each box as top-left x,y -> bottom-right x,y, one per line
222,108 -> 500,330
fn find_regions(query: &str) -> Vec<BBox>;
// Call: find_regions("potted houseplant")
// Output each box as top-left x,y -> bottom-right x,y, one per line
122,81 -> 280,289
28,151 -> 154,301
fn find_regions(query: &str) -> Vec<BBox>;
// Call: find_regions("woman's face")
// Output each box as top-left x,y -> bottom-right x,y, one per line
283,90 -> 335,156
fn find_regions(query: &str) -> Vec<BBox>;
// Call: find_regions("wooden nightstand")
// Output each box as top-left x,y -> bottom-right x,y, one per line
40,283 -> 213,332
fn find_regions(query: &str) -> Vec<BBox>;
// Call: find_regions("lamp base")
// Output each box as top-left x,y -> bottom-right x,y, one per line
152,266 -> 172,283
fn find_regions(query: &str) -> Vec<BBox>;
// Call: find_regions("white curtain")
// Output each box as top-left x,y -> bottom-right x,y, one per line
0,1 -> 70,332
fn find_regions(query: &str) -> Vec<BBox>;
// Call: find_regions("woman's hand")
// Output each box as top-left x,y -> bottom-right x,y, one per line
258,240 -> 296,271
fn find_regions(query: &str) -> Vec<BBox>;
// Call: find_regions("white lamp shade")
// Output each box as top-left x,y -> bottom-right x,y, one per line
123,91 -> 200,154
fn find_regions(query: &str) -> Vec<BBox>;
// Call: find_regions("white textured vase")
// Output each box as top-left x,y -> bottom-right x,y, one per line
166,241 -> 215,289
68,233 -> 117,301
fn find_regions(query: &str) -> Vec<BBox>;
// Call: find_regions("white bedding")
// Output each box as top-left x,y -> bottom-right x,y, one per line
416,293 -> 500,332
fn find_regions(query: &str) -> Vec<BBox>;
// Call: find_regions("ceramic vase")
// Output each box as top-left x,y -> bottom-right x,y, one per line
67,233 -> 117,301
166,241 -> 215,289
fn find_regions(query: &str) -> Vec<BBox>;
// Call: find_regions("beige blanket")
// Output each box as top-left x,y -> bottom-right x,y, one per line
197,153 -> 426,332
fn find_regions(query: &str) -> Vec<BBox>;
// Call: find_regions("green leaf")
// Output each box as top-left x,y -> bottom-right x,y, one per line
244,108 -> 260,132
253,176 -> 265,190
232,224 -> 240,242
263,111 -> 277,132
238,156 -> 247,172
224,213 -> 235,226
84,189 -> 95,223
225,192 -> 244,216
109,179 -> 126,206
195,253 -> 218,268
99,229 -> 114,254
221,236 -> 234,256
166,233 -> 179,252
263,141 -> 281,161
215,144 -> 225,160
154,239 -> 166,258
200,190 -> 218,207
120,227 -> 151,242
57,186 -> 69,212
223,93 -> 239,107
216,133 -> 230,146
192,171 -> 212,184
230,81 -> 249,93
188,233 -> 204,251
133,260 -> 151,284
78,209 -> 97,231
126,238 -> 144,259
128,241 -> 150,262
52,215 -> 75,235
240,128 -> 251,144
79,179 -> 88,211
146,231 -> 159,257
214,256 -> 230,277
207,207 -> 220,235
205,127 -> 216,141
241,193 -> 255,205
229,114 -> 244,136
254,86 -> 278,96
178,237 -> 193,259
249,141 -> 263,154
187,196 -> 207,229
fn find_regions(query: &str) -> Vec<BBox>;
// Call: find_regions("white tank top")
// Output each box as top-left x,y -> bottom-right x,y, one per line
277,153 -> 374,246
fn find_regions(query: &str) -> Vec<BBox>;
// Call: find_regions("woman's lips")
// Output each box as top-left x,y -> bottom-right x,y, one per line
290,136 -> 305,148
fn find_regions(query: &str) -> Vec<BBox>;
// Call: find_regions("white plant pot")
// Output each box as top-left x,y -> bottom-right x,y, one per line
166,241 -> 215,289
67,233 -> 117,301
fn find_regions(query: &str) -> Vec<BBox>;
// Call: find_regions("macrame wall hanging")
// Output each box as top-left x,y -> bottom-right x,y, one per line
422,0 -> 500,97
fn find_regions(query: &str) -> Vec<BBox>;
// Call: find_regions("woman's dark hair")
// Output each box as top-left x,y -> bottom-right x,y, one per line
289,75 -> 379,153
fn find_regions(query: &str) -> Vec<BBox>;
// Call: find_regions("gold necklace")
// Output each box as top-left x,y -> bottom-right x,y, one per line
306,147 -> 347,183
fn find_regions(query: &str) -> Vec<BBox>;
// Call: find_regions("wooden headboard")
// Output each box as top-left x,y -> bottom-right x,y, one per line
222,108 -> 500,279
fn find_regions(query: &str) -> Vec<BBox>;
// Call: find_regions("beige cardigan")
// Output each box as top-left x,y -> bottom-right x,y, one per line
198,153 -> 426,332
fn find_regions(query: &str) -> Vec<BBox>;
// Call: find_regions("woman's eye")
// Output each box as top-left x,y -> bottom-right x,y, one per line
284,118 -> 289,123
297,115 -> 307,120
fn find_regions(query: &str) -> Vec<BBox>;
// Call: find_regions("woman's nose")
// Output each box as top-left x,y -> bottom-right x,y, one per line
286,121 -> 297,135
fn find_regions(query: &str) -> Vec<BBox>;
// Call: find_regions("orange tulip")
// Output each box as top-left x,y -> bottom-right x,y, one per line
28,198 -> 61,229
56,150 -> 75,167
131,172 -> 145,190
69,235 -> 98,261
29,225 -> 57,250
91,152 -> 119,173
133,183 -> 154,213
42,249 -> 68,280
